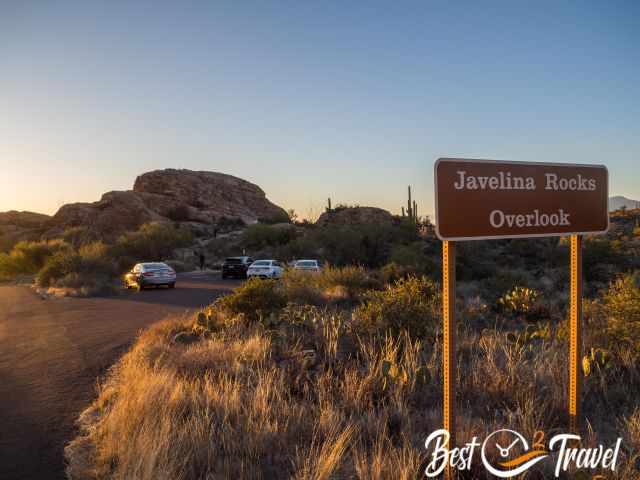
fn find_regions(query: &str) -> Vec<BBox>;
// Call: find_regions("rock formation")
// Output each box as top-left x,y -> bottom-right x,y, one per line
316,206 -> 394,226
0,211 -> 52,249
45,169 -> 287,239
133,169 -> 287,223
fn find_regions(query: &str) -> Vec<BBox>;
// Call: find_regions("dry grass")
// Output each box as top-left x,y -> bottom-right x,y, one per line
66,284 -> 640,479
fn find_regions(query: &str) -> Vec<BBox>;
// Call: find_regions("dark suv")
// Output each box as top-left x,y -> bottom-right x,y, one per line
221,256 -> 254,279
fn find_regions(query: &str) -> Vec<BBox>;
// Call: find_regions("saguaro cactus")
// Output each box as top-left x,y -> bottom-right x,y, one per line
401,186 -> 419,223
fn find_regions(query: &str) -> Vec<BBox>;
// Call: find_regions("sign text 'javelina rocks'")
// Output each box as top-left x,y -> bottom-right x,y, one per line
434,158 -> 608,241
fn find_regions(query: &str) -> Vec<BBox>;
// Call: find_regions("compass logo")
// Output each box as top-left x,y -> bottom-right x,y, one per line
480,429 -> 547,478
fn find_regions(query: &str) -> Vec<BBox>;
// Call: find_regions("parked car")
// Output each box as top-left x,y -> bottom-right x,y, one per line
221,256 -> 254,279
247,259 -> 284,279
293,259 -> 321,273
124,262 -> 176,290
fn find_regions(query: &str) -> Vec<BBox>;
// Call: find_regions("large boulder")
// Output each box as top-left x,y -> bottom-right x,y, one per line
45,169 -> 288,239
316,206 -> 394,226
134,169 -> 288,223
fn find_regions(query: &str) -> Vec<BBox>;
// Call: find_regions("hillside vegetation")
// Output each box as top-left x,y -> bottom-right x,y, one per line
66,225 -> 640,479
0,223 -> 191,294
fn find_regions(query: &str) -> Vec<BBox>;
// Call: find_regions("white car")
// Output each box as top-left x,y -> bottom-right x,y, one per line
247,260 -> 284,279
293,259 -> 321,273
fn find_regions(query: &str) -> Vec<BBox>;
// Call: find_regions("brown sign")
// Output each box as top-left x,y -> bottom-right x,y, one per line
435,158 -> 608,240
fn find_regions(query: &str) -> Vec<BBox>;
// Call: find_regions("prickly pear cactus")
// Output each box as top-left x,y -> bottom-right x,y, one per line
582,347 -> 613,377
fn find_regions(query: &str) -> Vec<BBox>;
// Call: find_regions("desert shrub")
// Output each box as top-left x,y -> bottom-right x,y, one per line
380,262 -> 413,283
216,277 -> 287,321
112,222 -> 192,269
241,224 -> 297,250
0,233 -> 18,253
583,237 -> 625,283
311,225 -> 385,267
355,275 -> 440,337
317,265 -> 380,303
61,226 -> 100,247
603,273 -> 640,350
50,271 -> 115,296
388,242 -> 434,273
37,241 -> 115,290
477,268 -> 533,304
462,295 -> 490,325
205,236 -> 237,260
257,211 -> 291,224
271,234 -> 322,261
0,239 -> 70,277
281,269 -> 324,305
37,250 -> 82,287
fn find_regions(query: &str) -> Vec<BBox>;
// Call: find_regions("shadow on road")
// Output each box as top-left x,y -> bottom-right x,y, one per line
109,275 -> 241,309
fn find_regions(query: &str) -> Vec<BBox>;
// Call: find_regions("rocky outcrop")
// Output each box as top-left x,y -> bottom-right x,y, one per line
134,169 -> 287,223
316,206 -> 394,226
48,191 -> 163,239
0,211 -> 52,248
0,211 -> 51,229
45,169 -> 287,239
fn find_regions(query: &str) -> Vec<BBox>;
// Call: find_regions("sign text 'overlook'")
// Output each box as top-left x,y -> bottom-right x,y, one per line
435,158 -> 608,240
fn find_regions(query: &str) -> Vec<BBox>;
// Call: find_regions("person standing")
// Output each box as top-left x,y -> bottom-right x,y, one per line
199,252 -> 206,271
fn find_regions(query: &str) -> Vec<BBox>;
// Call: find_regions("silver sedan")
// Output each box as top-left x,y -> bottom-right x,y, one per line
124,262 -> 177,290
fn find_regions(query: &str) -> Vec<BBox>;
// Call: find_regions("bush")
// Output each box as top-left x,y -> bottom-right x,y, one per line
583,238 -> 625,283
380,262 -> 412,283
604,273 -> 640,350
257,211 -> 290,224
37,251 -> 81,287
37,241 -> 115,291
216,278 -> 287,322
0,239 -> 69,277
355,276 -> 440,337
242,224 -> 297,250
62,226 -> 100,247
317,265 -> 380,303
280,269 -> 324,306
0,234 -> 18,253
388,242 -> 434,274
112,222 -> 192,270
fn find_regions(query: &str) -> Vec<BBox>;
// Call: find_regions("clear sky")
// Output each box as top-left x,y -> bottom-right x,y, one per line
1,1 -> 638,219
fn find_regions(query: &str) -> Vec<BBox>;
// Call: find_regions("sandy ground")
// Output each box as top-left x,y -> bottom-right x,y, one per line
0,272 -> 239,480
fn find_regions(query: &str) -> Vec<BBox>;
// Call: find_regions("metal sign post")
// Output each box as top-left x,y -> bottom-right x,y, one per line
569,235 -> 583,433
442,240 -> 456,480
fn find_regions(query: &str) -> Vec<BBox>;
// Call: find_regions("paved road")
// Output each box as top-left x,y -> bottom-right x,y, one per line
0,272 -> 238,480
